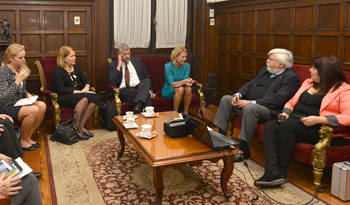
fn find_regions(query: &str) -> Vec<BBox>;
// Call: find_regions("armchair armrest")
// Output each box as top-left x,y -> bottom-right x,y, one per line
50,92 -> 61,127
108,85 -> 121,116
41,90 -> 52,96
40,90 -> 52,105
0,193 -> 10,205
196,83 -> 205,105
312,126 -> 333,188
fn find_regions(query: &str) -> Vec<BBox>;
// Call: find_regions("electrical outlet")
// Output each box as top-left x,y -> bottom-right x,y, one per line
209,9 -> 215,18
74,16 -> 80,25
210,18 -> 215,26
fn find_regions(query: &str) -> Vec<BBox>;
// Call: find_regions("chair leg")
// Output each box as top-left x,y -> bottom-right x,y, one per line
312,126 -> 333,188
94,106 -> 99,127
228,124 -> 233,137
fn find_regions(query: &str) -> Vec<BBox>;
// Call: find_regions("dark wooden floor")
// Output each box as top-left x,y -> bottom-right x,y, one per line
23,114 -> 347,205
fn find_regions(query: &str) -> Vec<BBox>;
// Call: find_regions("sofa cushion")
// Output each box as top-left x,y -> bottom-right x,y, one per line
293,64 -> 311,84
111,92 -> 201,115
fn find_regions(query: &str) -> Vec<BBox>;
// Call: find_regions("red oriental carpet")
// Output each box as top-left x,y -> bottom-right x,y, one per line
46,129 -> 327,205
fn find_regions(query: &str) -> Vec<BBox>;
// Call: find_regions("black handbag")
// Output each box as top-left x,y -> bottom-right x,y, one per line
99,101 -> 118,131
50,112 -> 79,145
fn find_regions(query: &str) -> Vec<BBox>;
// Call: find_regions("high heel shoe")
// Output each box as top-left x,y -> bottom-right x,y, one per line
83,131 -> 94,138
75,128 -> 89,140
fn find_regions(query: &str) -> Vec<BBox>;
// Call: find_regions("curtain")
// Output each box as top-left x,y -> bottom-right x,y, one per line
113,0 -> 151,48
156,0 -> 188,48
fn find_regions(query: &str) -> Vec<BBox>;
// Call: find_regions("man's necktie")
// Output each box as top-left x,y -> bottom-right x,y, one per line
270,73 -> 277,78
124,63 -> 130,87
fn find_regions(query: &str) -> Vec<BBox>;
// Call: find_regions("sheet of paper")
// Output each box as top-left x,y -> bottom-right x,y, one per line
14,95 -> 38,106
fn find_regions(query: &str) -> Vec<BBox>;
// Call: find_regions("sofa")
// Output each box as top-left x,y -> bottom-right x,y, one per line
229,64 -> 350,188
107,55 -> 204,115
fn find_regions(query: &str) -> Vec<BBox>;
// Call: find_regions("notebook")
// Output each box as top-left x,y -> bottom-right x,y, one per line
183,113 -> 239,150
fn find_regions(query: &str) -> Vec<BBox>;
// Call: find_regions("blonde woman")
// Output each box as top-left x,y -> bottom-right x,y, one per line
0,43 -> 46,151
51,46 -> 100,140
161,46 -> 196,114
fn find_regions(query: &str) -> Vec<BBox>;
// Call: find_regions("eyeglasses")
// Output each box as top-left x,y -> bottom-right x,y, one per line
314,55 -> 323,59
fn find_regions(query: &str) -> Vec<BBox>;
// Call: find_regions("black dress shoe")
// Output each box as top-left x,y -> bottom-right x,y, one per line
234,150 -> 250,162
132,106 -> 142,114
235,140 -> 250,162
78,134 -> 89,140
280,169 -> 288,180
31,143 -> 40,148
254,170 -> 287,187
33,172 -> 43,179
22,145 -> 36,151
83,131 -> 94,138
132,101 -> 143,114
75,128 -> 90,140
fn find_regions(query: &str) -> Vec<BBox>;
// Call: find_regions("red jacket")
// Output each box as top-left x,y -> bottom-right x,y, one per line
284,79 -> 350,127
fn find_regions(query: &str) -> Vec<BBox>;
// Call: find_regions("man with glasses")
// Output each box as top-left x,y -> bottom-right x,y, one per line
108,43 -> 156,114
214,48 -> 300,162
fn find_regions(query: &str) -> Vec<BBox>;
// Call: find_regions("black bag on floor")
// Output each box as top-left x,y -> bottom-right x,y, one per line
99,101 -> 118,131
50,112 -> 79,145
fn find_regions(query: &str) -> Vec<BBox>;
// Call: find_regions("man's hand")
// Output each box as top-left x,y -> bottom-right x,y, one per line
231,95 -> 240,106
278,112 -> 290,122
233,100 -> 251,108
0,114 -> 14,124
149,91 -> 156,98
116,54 -> 123,71
0,174 -> 22,196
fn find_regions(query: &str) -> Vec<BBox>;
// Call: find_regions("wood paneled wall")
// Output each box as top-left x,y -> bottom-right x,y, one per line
0,0 -> 204,98
207,0 -> 350,96
0,0 -> 94,95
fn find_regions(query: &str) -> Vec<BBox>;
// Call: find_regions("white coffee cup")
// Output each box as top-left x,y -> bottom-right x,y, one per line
126,111 -> 133,120
125,118 -> 135,127
143,106 -> 154,117
141,124 -> 152,136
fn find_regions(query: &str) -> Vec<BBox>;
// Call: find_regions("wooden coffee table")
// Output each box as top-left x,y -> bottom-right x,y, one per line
113,111 -> 238,205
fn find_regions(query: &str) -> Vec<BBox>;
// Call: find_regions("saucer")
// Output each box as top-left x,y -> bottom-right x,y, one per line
122,115 -> 138,120
141,112 -> 159,118
123,123 -> 139,129
135,131 -> 158,139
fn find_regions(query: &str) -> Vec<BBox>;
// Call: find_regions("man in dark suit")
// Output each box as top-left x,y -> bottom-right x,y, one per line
213,48 -> 300,162
108,43 -> 155,113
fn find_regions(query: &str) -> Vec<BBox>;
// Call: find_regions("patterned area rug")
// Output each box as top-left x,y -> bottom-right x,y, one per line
46,129 -> 327,205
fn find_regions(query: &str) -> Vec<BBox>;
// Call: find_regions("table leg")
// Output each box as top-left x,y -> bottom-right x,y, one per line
117,127 -> 125,157
221,155 -> 234,198
153,167 -> 165,205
